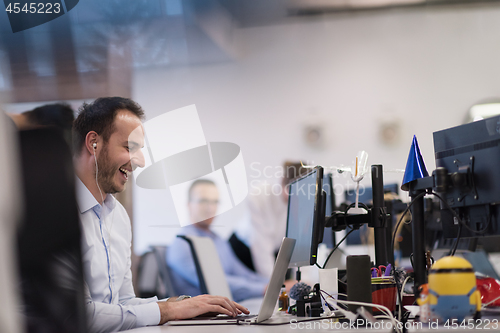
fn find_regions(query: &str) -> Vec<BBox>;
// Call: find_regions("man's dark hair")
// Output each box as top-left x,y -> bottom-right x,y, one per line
188,179 -> 216,201
23,103 -> 75,130
72,97 -> 145,155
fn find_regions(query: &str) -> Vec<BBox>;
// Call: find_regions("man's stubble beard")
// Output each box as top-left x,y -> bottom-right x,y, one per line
96,143 -> 122,195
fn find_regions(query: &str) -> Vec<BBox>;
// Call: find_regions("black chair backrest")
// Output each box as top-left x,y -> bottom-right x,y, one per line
151,246 -> 178,298
136,246 -> 178,299
136,250 -> 161,298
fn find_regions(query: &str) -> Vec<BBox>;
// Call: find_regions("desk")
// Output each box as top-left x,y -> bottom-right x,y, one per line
126,323 -> 386,333
125,299 -> 495,333
126,323 -> 488,333
126,298 -> 379,333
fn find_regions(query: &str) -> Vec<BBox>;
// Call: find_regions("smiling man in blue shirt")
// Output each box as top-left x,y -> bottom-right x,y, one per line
72,97 -> 248,332
168,179 -> 269,302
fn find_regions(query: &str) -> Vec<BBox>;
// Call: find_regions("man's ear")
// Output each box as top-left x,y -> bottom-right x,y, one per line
85,131 -> 99,156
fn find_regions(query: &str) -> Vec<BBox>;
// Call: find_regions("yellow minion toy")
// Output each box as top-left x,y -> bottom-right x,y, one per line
427,256 -> 481,322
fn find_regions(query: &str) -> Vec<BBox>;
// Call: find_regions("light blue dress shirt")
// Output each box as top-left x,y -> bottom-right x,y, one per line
167,225 -> 269,302
76,178 -> 160,332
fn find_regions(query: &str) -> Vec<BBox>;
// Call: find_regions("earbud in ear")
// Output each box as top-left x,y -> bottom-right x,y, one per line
93,143 -> 97,149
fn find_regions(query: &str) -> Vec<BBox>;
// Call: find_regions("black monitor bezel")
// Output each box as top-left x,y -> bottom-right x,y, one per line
285,166 -> 324,267
324,172 -> 335,215
321,172 -> 336,248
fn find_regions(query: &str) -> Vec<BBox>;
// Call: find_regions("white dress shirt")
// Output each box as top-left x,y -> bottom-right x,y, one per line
235,182 -> 288,277
76,177 -> 160,333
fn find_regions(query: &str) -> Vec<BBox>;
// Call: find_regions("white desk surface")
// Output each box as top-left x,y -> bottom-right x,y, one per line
126,325 -> 378,333
126,323 -> 488,333
126,298 -> 373,333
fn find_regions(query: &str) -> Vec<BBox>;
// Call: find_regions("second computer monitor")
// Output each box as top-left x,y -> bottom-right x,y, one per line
286,166 -> 324,267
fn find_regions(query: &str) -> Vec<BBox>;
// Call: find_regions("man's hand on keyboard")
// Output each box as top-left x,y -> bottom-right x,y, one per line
157,294 -> 250,324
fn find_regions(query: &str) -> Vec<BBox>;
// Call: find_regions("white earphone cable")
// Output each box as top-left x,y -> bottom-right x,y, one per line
94,145 -> 105,206
94,144 -> 116,303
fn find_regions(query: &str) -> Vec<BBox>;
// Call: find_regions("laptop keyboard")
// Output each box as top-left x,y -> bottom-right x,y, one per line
212,314 -> 257,320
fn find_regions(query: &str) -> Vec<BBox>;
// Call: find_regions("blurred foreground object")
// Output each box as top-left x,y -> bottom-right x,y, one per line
0,113 -> 24,333
17,128 -> 87,332
8,103 -> 75,147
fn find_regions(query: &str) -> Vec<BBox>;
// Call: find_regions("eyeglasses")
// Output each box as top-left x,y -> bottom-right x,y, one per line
191,199 -> 219,206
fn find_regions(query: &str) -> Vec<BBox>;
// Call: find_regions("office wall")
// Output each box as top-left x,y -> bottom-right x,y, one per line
132,4 -> 500,254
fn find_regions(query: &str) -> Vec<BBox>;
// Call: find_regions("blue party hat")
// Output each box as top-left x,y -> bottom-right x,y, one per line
401,135 -> 429,191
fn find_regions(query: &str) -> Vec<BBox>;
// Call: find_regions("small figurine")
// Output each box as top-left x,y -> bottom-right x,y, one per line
416,283 -> 434,322
426,256 -> 481,322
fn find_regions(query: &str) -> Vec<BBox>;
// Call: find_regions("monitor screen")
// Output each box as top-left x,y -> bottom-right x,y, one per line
322,173 -> 336,248
286,166 -> 324,267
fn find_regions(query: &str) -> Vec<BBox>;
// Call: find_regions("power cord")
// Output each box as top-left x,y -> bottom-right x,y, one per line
391,191 -> 426,263
399,276 -> 411,321
320,290 -> 402,333
449,224 -> 462,256
431,191 -> 491,235
323,228 -> 356,269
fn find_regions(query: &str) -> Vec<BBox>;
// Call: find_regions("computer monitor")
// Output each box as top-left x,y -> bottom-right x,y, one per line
286,166 -> 324,267
433,115 -> 500,238
322,173 -> 336,248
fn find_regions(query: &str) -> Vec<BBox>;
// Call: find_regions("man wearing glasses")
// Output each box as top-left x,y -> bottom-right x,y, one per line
167,179 -> 269,302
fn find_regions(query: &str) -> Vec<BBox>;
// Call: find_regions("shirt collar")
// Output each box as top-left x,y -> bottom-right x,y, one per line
185,224 -> 216,238
75,176 -> 116,214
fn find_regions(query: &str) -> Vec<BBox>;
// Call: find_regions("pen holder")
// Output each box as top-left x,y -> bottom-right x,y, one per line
371,279 -> 397,314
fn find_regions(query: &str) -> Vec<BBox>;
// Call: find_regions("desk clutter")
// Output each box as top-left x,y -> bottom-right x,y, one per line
277,253 -> 500,332
277,119 -> 500,331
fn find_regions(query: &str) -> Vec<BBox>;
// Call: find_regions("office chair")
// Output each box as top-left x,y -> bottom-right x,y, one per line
151,246 -> 178,298
177,235 -> 233,300
136,250 -> 162,298
136,246 -> 178,299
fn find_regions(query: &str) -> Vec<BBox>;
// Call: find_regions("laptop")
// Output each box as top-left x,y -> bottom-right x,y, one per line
168,237 -> 341,325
